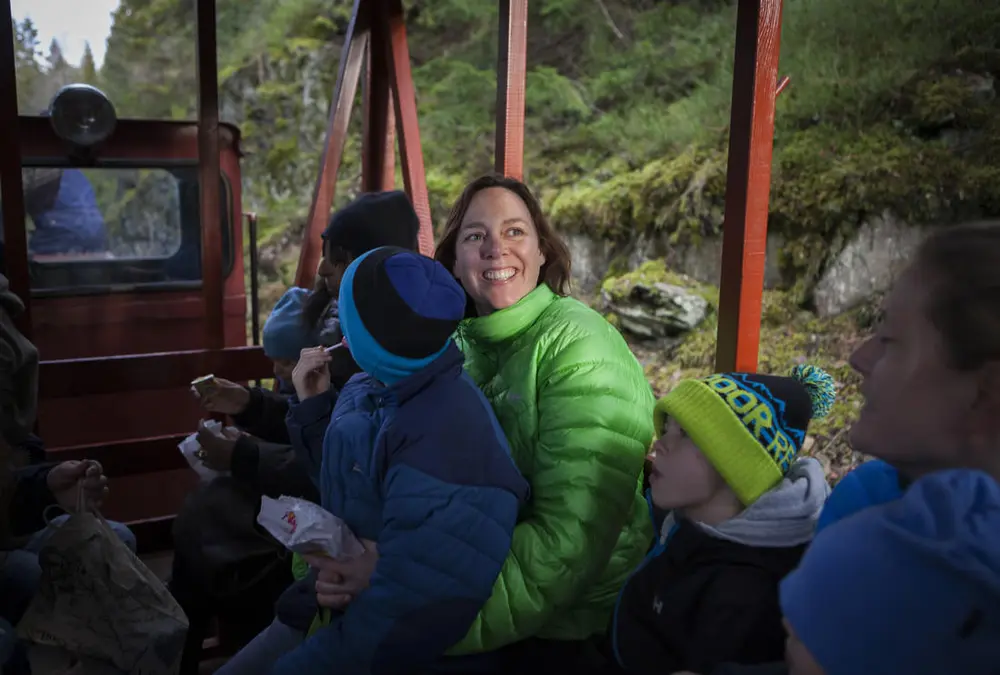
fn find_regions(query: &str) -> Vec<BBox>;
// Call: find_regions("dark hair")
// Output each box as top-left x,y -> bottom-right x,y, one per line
915,222 -> 1000,370
434,174 -> 572,297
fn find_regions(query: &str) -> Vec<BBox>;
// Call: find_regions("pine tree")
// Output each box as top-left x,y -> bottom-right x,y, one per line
12,18 -> 43,110
80,42 -> 98,84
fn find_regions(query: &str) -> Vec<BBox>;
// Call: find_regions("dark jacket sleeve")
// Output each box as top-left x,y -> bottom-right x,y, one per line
283,391 -> 337,486
270,436 -> 521,675
10,463 -> 56,537
231,387 -> 291,444
681,571 -> 788,674
229,436 -> 319,501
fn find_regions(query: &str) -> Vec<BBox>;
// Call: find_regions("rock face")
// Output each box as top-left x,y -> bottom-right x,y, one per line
812,212 -> 930,317
566,230 -> 785,296
601,261 -> 710,340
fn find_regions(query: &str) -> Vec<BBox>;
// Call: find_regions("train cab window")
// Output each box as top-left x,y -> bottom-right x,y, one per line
0,165 -> 233,296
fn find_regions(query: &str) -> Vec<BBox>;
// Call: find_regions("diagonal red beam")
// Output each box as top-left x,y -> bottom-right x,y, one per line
295,0 -> 369,288
714,0 -> 784,374
382,0 -> 434,256
495,0 -> 528,180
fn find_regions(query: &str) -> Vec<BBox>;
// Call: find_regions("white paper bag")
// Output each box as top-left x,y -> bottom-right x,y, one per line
257,495 -> 364,559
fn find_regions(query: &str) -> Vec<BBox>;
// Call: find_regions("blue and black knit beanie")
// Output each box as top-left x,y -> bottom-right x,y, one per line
263,287 -> 319,361
781,468 -> 1000,675
338,247 -> 465,385
322,191 -> 420,259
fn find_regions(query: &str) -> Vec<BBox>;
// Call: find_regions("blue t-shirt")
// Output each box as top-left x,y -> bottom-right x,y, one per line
817,459 -> 905,532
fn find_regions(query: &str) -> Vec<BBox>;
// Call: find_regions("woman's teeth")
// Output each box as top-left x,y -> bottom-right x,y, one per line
483,268 -> 516,281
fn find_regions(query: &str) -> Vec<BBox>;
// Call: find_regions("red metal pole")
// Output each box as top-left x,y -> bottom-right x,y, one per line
0,1 -> 31,334
714,0 -> 784,373
294,0 -> 368,288
362,8 -> 396,193
382,0 -> 434,256
495,0 -> 528,180
196,0 -> 224,350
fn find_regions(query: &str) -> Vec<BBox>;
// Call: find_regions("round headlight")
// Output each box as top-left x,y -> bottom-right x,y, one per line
48,84 -> 117,147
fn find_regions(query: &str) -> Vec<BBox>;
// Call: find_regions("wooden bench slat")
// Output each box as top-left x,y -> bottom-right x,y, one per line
40,346 -> 272,399
47,434 -> 191,477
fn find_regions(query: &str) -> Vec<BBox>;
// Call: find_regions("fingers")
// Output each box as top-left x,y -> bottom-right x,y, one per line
315,580 -> 353,596
316,592 -> 352,610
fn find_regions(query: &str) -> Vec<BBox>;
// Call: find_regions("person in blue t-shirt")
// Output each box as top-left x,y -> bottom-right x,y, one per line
818,222 -> 1000,530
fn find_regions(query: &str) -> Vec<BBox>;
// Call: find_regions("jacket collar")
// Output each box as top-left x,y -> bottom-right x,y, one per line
374,341 -> 465,406
459,283 -> 556,345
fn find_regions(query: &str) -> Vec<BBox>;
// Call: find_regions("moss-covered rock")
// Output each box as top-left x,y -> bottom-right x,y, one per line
626,272 -> 874,482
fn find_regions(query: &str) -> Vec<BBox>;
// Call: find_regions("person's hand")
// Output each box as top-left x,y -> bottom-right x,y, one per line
47,460 -> 108,512
195,421 -> 241,471
291,347 -> 332,400
305,538 -> 378,610
194,377 -> 251,415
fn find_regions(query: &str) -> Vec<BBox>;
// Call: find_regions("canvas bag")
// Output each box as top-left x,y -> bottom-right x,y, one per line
16,489 -> 189,675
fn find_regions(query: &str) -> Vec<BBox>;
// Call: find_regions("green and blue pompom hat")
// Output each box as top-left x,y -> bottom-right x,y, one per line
653,364 -> 837,505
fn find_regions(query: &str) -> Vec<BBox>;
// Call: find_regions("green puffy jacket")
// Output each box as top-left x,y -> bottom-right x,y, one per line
448,283 -> 654,654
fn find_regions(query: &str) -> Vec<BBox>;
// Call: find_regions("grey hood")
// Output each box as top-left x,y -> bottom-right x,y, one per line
698,457 -> 831,548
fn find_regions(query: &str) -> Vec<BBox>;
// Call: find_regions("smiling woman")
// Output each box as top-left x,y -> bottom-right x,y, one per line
434,175 -> 655,668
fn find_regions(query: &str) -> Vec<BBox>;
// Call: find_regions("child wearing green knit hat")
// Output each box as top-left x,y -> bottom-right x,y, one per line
604,365 -> 836,675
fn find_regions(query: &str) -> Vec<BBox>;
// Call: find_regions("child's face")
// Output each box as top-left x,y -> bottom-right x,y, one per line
647,417 -> 725,510
272,358 -> 296,383
783,619 -> 825,675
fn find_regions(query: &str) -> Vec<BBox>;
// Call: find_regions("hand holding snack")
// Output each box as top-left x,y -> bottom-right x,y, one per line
309,537 -> 379,610
191,375 -> 252,415
195,420 -> 241,471
291,347 -> 332,400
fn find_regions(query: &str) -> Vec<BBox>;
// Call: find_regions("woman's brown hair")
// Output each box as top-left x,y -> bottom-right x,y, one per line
915,222 -> 1000,370
434,174 -> 572,296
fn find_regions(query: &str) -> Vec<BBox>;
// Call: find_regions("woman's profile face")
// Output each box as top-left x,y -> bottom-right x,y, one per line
451,187 -> 545,316
848,265 -> 981,471
317,243 -> 350,296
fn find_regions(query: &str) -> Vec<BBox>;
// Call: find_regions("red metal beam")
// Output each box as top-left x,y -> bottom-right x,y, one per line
39,346 -> 272,399
0,1 -> 31,334
495,0 -> 528,180
362,11 -> 396,193
714,0 -> 784,373
196,0 -> 225,349
381,0 -> 434,256
294,0 -> 368,288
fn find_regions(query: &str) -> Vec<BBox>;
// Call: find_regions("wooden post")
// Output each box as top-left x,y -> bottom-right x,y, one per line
714,0 -> 784,373
362,5 -> 396,193
0,0 -> 31,333
196,0 -> 224,349
495,0 -> 528,180
382,0 -> 434,256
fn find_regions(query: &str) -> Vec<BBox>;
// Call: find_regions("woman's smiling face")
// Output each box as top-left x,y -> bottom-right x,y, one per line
451,187 -> 545,316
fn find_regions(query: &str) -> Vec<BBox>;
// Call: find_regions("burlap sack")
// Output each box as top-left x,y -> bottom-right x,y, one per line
16,508 -> 189,675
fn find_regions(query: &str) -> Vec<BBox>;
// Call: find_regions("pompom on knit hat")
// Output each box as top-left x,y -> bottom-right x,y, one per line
322,191 -> 420,259
780,468 -> 1000,675
338,246 -> 466,385
653,364 -> 836,505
